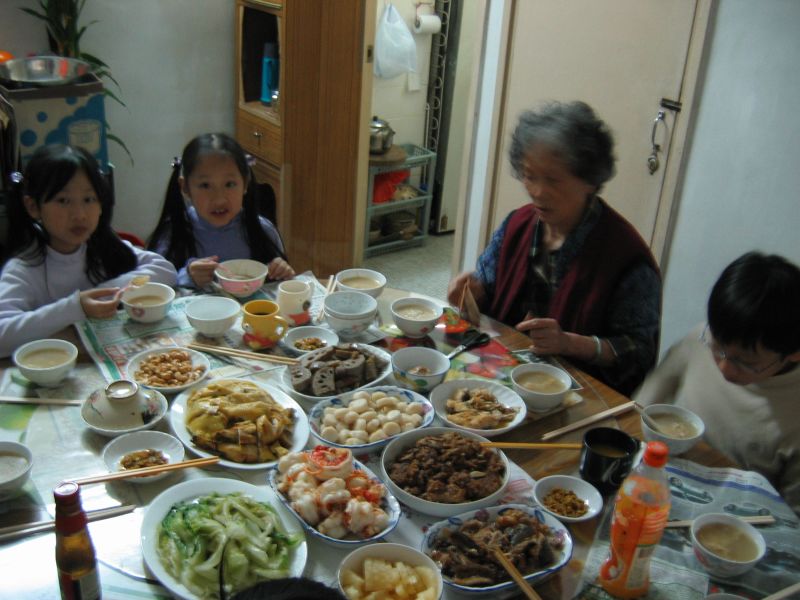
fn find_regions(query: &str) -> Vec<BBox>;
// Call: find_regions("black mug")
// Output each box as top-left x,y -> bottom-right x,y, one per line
579,427 -> 640,495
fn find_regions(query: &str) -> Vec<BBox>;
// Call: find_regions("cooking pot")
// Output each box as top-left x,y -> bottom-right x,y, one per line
369,115 -> 395,154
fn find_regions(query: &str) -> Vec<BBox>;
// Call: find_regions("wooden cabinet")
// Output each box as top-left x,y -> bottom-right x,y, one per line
234,0 -> 370,276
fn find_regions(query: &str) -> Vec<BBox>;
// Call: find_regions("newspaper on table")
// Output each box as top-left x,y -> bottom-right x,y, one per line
578,457 -> 800,599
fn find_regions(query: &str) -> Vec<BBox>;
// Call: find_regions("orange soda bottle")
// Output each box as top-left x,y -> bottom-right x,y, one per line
599,441 -> 670,598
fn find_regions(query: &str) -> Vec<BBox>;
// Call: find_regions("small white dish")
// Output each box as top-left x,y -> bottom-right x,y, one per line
125,347 -> 210,394
184,296 -> 241,337
81,387 -> 168,437
101,431 -> 185,484
170,379 -> 310,470
532,475 -> 603,523
282,326 -> 339,356
0,441 -> 33,500
429,379 -> 527,438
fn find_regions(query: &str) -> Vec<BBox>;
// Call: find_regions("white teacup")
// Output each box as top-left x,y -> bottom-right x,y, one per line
277,280 -> 312,326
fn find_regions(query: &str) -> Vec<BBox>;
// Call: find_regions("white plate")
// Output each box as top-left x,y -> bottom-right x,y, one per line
532,475 -> 603,523
140,478 -> 307,600
307,385 -> 435,453
422,504 -> 573,596
170,379 -> 310,470
101,431 -> 185,484
125,347 -> 211,394
429,379 -> 527,438
267,458 -> 401,547
81,388 -> 168,437
280,343 -> 393,410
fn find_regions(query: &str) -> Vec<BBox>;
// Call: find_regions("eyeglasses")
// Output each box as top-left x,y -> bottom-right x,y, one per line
700,325 -> 785,375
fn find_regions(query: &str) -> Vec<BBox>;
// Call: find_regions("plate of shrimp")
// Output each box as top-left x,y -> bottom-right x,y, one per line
267,445 -> 401,547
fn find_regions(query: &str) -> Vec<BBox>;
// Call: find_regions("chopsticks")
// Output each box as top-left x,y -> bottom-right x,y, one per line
0,504 -> 136,543
481,442 -> 582,450
187,342 -> 298,366
0,396 -> 82,407
541,401 -> 635,441
316,275 -> 335,322
492,548 -> 543,600
66,456 -> 220,486
763,582 -> 800,600
664,515 -> 776,528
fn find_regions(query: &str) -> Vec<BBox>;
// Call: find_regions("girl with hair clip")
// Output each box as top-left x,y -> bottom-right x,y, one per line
0,144 -> 178,358
147,132 -> 294,288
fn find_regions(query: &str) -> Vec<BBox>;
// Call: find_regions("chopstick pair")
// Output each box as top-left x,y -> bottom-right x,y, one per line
492,548 -> 543,600
540,401 -> 636,441
664,515 -> 775,528
67,456 -> 220,486
481,442 -> 582,450
315,275 -> 336,322
187,342 -> 298,366
0,395 -> 81,407
0,504 -> 136,543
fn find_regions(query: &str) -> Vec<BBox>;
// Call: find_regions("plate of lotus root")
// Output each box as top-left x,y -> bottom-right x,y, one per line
283,343 -> 392,408
170,379 -> 310,470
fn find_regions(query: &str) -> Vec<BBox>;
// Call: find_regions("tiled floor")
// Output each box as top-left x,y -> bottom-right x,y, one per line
364,233 -> 455,300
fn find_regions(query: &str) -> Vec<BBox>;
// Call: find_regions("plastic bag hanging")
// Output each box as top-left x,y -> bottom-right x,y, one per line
374,3 -> 417,79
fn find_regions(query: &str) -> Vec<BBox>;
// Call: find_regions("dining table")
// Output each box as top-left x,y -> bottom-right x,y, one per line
0,276 -> 797,600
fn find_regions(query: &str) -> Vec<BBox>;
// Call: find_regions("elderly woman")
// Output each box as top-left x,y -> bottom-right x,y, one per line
447,101 -> 661,395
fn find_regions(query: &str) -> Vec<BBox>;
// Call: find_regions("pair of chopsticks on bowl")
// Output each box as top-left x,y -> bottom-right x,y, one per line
315,274 -> 336,322
66,456 -> 220,486
0,504 -> 136,543
187,342 -> 298,366
539,400 -> 637,441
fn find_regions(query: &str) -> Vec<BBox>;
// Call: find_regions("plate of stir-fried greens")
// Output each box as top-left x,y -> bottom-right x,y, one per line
141,478 -> 307,599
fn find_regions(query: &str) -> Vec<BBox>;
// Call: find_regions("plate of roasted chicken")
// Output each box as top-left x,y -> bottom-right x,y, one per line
169,379 -> 310,470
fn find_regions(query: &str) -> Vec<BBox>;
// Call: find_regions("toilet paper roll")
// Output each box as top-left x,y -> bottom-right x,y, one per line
414,14 -> 442,35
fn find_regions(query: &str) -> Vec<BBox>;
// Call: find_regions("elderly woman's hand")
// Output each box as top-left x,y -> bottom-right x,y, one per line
447,272 -> 487,309
516,316 -> 569,355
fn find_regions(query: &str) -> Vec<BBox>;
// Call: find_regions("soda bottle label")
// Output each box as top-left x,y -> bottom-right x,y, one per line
625,544 -> 656,589
58,568 -> 101,600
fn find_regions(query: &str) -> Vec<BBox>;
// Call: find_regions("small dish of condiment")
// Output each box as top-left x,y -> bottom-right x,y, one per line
533,475 -> 603,523
102,431 -> 185,484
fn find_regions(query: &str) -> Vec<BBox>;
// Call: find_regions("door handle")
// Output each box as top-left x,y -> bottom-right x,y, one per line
647,110 -> 666,175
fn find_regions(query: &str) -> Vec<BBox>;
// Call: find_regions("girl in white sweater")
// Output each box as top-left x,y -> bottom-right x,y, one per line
0,144 -> 177,358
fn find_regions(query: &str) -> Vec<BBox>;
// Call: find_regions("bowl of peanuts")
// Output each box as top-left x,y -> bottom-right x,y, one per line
125,347 -> 211,394
282,326 -> 340,356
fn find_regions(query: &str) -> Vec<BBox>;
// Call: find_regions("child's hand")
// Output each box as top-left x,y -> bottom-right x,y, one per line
80,287 -> 122,319
189,256 -> 220,288
268,257 -> 295,281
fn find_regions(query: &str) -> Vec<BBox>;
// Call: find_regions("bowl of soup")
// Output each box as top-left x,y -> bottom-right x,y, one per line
690,513 -> 766,577
0,441 -> 33,500
12,339 -> 78,387
121,282 -> 175,323
511,363 -> 571,412
641,403 -> 705,456
335,268 -> 386,298
391,346 -> 450,393
390,297 -> 444,339
215,259 -> 268,298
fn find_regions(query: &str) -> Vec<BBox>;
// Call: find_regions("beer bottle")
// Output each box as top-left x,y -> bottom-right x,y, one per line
54,482 -> 101,599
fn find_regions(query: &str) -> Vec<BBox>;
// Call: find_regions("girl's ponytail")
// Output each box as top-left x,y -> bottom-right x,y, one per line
147,157 -> 196,268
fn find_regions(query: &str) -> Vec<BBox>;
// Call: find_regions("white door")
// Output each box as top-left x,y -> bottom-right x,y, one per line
487,0 -> 706,258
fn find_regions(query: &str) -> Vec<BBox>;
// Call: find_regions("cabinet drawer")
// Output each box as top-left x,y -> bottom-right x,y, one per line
236,111 -> 281,166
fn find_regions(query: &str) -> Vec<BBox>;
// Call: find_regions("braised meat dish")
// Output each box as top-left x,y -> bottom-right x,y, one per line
429,508 -> 564,587
387,431 -> 505,503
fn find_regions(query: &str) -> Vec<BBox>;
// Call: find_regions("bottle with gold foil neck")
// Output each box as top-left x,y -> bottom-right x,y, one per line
54,482 -> 101,599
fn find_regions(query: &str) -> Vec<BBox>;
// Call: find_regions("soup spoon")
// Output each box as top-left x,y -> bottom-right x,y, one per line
633,402 -> 667,435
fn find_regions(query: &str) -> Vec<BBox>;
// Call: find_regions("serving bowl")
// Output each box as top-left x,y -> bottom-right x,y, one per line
641,403 -> 705,456
429,379 -> 527,438
422,504 -> 573,596
510,363 -> 572,413
125,347 -> 210,394
338,543 -> 443,600
335,268 -> 387,298
101,431 -> 185,484
282,326 -> 339,356
390,297 -> 444,338
690,513 -> 766,578
0,441 -> 33,500
0,56 -> 91,85
308,385 -> 434,453
380,426 -> 509,518
81,387 -> 168,437
184,296 -> 241,337
532,475 -> 603,523
391,346 -> 450,394
12,339 -> 78,387
323,291 -> 378,338
215,259 -> 268,297
121,282 -> 176,323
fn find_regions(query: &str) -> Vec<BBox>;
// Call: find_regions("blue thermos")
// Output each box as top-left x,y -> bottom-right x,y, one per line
260,43 -> 279,105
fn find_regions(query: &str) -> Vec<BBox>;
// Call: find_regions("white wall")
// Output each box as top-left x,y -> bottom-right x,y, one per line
659,0 -> 800,353
1,0 -> 234,241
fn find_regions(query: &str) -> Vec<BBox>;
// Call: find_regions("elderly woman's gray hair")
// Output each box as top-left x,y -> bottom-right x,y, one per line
509,101 -> 616,190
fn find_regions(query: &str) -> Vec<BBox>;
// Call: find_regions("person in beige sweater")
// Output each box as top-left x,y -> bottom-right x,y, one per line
635,252 -> 800,515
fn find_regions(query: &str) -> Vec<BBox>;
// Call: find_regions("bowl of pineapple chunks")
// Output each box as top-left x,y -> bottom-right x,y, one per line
337,542 -> 442,600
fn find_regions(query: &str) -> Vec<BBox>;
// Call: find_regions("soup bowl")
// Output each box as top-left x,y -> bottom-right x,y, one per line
184,296 -> 241,337
0,441 -> 34,500
641,403 -> 705,456
390,297 -> 444,338
121,282 -> 175,323
511,363 -> 571,412
391,346 -> 450,394
690,513 -> 766,577
12,339 -> 78,387
215,259 -> 268,298
335,268 -> 387,298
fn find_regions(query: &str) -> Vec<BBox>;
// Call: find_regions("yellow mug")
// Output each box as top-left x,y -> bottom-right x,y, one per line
241,300 -> 289,350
